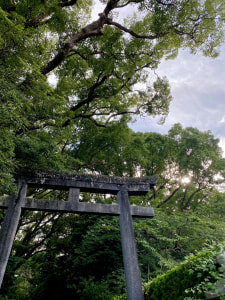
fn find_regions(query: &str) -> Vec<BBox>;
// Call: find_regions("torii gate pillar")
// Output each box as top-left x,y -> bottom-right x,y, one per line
0,169 -> 157,300
118,188 -> 144,300
0,181 -> 27,288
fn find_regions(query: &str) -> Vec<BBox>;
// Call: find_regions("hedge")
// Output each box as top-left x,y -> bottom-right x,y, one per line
144,245 -> 225,300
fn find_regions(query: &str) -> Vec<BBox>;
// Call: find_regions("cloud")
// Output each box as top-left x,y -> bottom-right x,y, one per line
131,46 -> 225,145
161,47 -> 225,131
219,138 -> 225,158
220,115 -> 225,124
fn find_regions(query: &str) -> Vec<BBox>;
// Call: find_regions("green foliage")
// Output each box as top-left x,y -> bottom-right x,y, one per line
141,123 -> 225,212
71,276 -> 118,300
1,0 -> 225,298
1,124 -> 225,298
135,207 -> 225,282
0,0 -> 224,193
0,130 -> 16,194
144,245 -> 225,300
9,214 -> 126,299
14,132 -> 64,170
112,294 -> 127,300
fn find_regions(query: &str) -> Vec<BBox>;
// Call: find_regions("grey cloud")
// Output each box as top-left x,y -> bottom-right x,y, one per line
130,45 -> 225,156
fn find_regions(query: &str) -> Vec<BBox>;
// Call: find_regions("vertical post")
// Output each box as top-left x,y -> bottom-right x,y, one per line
68,188 -> 80,210
0,181 -> 27,288
117,188 -> 144,300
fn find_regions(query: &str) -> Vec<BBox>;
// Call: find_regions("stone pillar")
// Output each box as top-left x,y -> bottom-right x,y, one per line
0,182 -> 27,288
68,188 -> 80,210
117,188 -> 144,300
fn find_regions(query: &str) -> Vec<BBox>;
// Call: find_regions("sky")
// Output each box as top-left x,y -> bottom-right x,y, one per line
129,47 -> 225,153
92,1 -> 225,155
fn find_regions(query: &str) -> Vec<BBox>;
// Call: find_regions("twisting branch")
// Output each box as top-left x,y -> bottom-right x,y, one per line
70,74 -> 110,112
40,16 -> 106,75
157,186 -> 181,208
113,0 -> 140,9
25,12 -> 47,28
40,0 -> 119,75
7,0 -> 16,12
24,0 -> 79,28
105,18 -> 165,39
59,0 -> 78,7
85,110 -> 136,128
182,187 -> 203,211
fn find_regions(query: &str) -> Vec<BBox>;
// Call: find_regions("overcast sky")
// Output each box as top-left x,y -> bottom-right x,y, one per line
129,46 -> 225,155
92,1 -> 225,155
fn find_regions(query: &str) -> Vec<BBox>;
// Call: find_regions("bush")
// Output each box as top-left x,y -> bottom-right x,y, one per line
144,245 -> 225,300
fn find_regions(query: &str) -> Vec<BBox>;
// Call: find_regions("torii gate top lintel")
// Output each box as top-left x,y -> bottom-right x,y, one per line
0,168 -> 157,218
15,168 -> 158,195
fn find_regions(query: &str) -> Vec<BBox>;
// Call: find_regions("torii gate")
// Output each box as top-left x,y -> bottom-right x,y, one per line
0,168 -> 157,300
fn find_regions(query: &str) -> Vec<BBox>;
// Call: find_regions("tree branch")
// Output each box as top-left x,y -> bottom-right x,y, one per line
70,74 -> 110,112
105,18 -> 164,39
40,0 -> 120,75
182,187 -> 203,211
59,0 -> 78,7
25,12 -> 48,28
7,0 -> 16,12
115,0 -> 139,9
157,186 -> 181,208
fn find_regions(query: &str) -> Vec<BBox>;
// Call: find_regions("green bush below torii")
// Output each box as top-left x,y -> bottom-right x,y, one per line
144,245 -> 225,300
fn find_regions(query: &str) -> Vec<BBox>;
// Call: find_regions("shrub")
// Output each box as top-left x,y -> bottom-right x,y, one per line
144,245 -> 225,300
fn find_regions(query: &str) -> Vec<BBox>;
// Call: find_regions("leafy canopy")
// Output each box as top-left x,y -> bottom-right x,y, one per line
1,0 -> 225,191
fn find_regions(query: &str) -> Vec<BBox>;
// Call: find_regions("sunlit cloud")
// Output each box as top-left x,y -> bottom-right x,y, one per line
220,116 -> 225,124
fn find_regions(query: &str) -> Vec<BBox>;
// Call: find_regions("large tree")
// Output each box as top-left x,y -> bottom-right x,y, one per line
1,0 -> 225,192
1,124 -> 225,299
1,1 -> 225,297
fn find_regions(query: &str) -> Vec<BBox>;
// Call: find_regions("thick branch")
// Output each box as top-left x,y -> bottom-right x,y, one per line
40,0 -> 119,75
70,74 -> 110,112
59,0 -> 78,7
7,0 -> 16,12
40,17 -> 105,75
103,0 -> 120,15
157,186 -> 181,208
62,108 -> 136,128
24,1 -> 78,28
180,186 -> 189,210
25,12 -> 47,28
116,1 -> 139,9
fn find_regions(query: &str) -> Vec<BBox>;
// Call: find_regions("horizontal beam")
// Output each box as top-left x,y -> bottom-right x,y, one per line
0,197 -> 154,218
15,168 -> 157,195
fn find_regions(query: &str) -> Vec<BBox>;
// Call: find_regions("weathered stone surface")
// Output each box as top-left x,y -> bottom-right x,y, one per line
15,168 -> 157,195
118,189 -> 144,300
0,183 -> 27,288
0,196 -> 154,217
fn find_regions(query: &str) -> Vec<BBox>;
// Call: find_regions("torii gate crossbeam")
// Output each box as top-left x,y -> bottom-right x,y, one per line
0,168 -> 157,300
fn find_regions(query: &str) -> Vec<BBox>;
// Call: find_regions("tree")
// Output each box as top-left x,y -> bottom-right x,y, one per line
132,124 -> 225,212
1,0 -> 225,192
1,125 -> 225,299
1,0 -> 225,297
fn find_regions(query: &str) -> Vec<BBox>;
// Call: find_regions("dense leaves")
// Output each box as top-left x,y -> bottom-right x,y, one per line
1,0 -> 225,192
144,244 -> 225,300
1,0 -> 225,298
1,124 -> 225,299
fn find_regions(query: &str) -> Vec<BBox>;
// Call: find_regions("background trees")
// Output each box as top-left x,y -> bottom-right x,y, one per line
1,0 -> 225,298
1,124 -> 225,299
